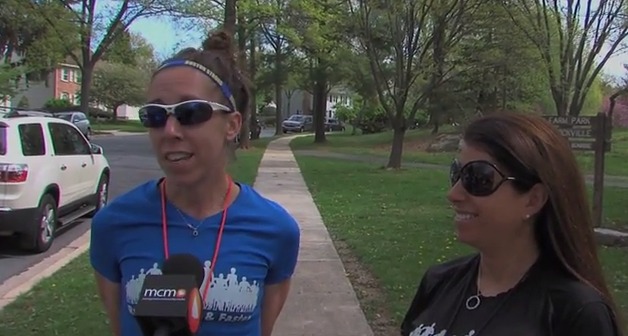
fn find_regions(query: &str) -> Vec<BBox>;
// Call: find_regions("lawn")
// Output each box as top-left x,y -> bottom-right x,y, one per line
294,156 -> 628,332
91,119 -> 146,133
0,138 -> 271,336
291,127 -> 628,177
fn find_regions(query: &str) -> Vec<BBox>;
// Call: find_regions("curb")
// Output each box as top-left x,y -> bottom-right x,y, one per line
0,229 -> 91,311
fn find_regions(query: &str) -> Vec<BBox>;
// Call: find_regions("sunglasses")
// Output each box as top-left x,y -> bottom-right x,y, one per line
449,160 -> 517,197
139,100 -> 232,128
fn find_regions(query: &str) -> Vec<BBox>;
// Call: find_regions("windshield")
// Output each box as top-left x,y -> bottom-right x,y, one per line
56,114 -> 73,121
0,125 -> 6,155
288,115 -> 304,121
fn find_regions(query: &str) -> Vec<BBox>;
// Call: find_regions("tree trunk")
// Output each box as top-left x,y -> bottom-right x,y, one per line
223,0 -> 237,34
236,14 -> 250,149
387,126 -> 406,169
313,65 -> 327,143
248,32 -> 259,140
79,64 -> 94,115
274,49 -> 283,135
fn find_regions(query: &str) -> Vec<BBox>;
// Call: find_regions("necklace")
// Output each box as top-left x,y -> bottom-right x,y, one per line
465,261 -> 532,311
159,175 -> 234,301
175,208 -> 205,237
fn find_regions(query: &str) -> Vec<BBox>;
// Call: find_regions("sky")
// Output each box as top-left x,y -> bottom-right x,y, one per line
130,15 -> 628,80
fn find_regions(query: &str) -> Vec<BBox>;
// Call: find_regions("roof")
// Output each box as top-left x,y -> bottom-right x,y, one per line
0,115 -> 75,127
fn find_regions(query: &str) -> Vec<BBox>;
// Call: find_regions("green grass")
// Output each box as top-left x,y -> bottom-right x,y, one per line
294,156 -> 628,329
91,120 -> 146,133
0,138 -> 271,336
292,128 -> 628,176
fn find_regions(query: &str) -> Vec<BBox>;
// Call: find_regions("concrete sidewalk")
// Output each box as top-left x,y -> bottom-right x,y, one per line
254,136 -> 373,336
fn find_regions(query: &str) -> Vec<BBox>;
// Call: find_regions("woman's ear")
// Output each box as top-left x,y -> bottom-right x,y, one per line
523,183 -> 548,218
225,111 -> 242,141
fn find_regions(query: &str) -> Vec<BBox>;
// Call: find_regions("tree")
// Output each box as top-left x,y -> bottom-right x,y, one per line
1,1 -> 79,80
103,30 -> 159,72
352,0 -> 481,168
505,0 -> 628,116
91,62 -> 147,120
0,64 -> 23,97
31,0 -> 174,115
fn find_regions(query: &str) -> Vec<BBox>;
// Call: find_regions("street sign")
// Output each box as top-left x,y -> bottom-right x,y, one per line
543,115 -> 610,151
543,113 -> 613,228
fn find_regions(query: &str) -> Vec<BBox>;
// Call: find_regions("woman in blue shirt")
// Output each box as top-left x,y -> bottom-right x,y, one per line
90,29 -> 300,336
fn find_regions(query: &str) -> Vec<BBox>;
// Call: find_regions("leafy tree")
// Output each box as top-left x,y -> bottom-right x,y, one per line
505,0 -> 628,116
0,64 -> 23,97
90,62 -> 147,120
1,0 -> 79,80
32,0 -> 176,114
352,0 -> 482,168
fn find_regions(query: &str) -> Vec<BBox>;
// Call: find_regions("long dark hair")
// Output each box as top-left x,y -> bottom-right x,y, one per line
463,113 -> 621,330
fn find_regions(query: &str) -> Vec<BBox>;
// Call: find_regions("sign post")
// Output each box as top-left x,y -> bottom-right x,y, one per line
543,113 -> 612,228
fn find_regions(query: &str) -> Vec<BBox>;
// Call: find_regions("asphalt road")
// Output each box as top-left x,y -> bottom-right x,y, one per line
0,128 -> 275,286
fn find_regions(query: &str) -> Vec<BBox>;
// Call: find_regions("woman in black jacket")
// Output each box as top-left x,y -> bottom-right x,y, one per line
401,113 -> 623,336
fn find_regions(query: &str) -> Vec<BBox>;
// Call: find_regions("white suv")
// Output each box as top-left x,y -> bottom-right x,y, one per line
0,115 -> 110,253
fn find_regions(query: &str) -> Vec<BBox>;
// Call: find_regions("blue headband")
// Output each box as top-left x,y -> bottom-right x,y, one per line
155,59 -> 237,110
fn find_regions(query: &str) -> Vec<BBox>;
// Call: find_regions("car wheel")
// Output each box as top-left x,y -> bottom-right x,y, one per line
299,127 -> 304,133
20,194 -> 57,253
87,173 -> 110,218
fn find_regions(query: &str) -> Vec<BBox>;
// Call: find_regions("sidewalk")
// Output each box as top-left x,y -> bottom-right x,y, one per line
254,136 -> 374,336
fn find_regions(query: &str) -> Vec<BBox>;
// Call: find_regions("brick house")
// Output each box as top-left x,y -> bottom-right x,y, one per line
0,54 -> 81,112
1,53 -> 139,119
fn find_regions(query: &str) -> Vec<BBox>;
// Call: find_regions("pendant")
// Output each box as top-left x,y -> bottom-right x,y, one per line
465,295 -> 481,310
192,229 -> 199,237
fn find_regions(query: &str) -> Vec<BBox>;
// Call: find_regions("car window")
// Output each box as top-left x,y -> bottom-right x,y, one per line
288,115 -> 303,121
48,122 -> 91,156
77,113 -> 87,121
18,123 -> 46,156
0,124 -> 6,155
57,114 -> 73,122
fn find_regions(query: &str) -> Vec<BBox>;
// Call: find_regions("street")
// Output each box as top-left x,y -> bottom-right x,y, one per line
0,128 -> 275,286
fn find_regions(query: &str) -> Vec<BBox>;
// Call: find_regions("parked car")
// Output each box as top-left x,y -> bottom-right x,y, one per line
0,116 -> 110,253
325,118 -> 345,132
53,111 -> 92,139
3,110 -> 53,119
282,114 -> 314,133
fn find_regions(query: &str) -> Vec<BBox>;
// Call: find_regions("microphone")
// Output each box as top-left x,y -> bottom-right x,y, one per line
134,254 -> 206,336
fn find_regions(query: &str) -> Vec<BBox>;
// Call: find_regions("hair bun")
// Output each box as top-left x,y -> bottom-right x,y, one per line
202,30 -> 234,53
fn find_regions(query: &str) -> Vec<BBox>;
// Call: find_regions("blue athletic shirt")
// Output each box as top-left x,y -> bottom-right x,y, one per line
90,180 -> 301,336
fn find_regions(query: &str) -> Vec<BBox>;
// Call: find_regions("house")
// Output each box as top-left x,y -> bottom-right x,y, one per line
1,53 -> 140,119
0,54 -> 82,114
280,86 -> 353,120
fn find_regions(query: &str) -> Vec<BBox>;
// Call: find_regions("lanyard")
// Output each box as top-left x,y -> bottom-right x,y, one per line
159,175 -> 233,301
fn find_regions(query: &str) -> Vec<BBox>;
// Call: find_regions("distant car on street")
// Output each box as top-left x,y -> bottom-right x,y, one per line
282,114 -> 313,133
53,111 -> 92,139
325,118 -> 345,132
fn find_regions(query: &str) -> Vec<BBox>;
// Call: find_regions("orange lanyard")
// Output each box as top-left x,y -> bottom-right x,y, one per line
159,176 -> 233,300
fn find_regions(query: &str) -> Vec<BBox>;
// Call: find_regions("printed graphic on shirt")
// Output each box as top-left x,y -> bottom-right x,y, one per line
125,260 -> 260,323
410,323 -> 476,336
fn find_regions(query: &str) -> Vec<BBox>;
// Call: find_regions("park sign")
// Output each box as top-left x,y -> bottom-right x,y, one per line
542,115 -> 611,152
543,113 -> 612,229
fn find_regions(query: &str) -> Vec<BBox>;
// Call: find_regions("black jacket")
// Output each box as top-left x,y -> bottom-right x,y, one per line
400,254 -> 621,336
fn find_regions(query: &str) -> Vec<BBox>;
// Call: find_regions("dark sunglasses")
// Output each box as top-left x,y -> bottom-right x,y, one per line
139,100 -> 232,128
449,159 -> 517,197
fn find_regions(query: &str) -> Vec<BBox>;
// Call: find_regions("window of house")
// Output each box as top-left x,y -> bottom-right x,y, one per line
329,95 -> 333,102
61,68 -> 69,81
61,92 -> 70,101
75,70 -> 82,83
